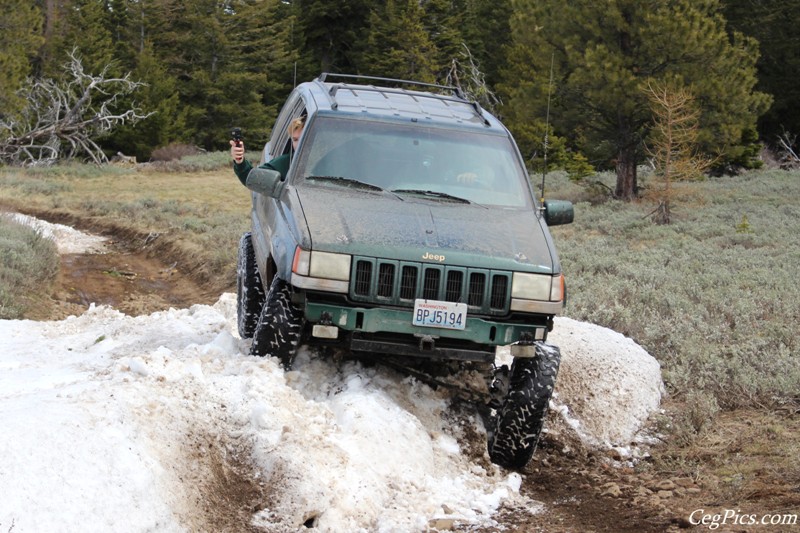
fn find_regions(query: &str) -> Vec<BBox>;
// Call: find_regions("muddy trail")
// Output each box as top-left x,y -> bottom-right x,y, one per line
26,215 -> 798,533
51,243 -> 215,319
24,213 -> 223,321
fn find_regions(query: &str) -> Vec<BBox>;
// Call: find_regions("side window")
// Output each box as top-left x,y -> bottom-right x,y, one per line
269,95 -> 307,160
282,108 -> 307,157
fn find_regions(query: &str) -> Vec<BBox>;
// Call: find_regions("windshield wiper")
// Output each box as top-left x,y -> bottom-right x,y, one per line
306,175 -> 384,191
391,189 -> 472,204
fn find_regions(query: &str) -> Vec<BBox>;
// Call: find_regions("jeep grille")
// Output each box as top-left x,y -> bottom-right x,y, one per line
350,257 -> 511,315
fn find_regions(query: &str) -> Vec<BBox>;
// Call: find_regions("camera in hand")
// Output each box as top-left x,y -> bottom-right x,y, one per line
231,127 -> 242,147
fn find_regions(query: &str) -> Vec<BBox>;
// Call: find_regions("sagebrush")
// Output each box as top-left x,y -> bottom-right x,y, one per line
547,170 -> 799,409
0,216 -> 60,319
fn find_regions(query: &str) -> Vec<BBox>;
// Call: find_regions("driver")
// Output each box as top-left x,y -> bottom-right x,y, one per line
456,163 -> 496,188
230,116 -> 305,186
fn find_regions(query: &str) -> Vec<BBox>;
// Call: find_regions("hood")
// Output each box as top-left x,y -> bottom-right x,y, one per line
295,185 -> 557,273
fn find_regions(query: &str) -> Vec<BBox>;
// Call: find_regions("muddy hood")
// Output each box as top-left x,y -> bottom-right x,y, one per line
295,187 -> 558,273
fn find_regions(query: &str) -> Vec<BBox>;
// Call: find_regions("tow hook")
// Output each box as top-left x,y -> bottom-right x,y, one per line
418,335 -> 435,352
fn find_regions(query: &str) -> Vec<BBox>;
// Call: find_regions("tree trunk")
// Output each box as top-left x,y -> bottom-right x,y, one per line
44,0 -> 58,43
614,145 -> 638,200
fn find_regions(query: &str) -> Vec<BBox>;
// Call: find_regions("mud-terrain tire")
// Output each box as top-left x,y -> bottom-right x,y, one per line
488,342 -> 560,469
236,233 -> 266,339
249,276 -> 304,369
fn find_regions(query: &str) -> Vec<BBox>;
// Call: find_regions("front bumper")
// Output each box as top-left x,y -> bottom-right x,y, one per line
303,301 -> 551,360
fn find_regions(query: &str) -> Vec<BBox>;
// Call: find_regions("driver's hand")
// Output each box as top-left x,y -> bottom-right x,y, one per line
230,140 -> 245,164
456,172 -> 478,184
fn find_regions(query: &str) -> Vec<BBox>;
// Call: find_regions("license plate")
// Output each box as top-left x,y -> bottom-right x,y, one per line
412,299 -> 467,330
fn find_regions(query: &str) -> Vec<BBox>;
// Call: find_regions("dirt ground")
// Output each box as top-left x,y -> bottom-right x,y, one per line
29,217 -> 800,532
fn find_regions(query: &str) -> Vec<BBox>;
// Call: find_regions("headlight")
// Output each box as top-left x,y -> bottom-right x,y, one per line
292,248 -> 351,293
511,272 -> 552,301
292,248 -> 351,280
310,251 -> 351,280
510,272 -> 565,314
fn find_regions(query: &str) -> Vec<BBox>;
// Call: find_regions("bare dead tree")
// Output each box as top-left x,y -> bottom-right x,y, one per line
445,44 -> 501,114
777,131 -> 800,169
0,49 -> 152,166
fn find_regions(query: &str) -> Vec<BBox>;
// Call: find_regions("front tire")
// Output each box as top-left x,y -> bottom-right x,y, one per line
236,233 -> 266,339
488,343 -> 561,469
250,277 -> 304,369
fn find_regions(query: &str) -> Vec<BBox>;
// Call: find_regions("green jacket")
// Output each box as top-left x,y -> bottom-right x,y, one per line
233,153 -> 290,186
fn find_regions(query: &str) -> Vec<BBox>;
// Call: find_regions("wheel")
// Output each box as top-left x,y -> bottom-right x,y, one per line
249,276 -> 304,369
236,233 -> 266,339
488,342 -> 560,470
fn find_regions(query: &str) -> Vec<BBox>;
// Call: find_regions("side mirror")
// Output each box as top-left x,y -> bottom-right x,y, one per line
246,168 -> 283,198
543,200 -> 574,226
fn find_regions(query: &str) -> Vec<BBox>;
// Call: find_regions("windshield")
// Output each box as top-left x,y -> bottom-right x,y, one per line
294,116 -> 533,207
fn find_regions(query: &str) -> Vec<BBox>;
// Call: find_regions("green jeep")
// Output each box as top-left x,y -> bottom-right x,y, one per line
236,74 -> 574,469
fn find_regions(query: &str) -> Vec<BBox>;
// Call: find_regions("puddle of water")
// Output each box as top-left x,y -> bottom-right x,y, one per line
57,250 -> 206,314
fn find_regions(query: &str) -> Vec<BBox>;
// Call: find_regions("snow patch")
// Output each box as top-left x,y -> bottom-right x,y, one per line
548,316 -> 665,447
1,296 -> 540,532
6,212 -> 108,254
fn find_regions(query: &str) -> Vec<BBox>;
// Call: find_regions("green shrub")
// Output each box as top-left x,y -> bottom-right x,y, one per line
548,170 -> 800,409
18,161 -> 136,179
0,176 -> 72,196
150,143 -> 202,162
0,216 -> 60,319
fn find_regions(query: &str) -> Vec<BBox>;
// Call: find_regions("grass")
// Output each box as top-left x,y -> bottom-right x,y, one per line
0,153 -> 253,293
1,159 -> 798,413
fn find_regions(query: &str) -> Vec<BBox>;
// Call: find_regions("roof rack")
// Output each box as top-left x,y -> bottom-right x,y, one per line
318,73 -> 466,99
316,72 -> 490,126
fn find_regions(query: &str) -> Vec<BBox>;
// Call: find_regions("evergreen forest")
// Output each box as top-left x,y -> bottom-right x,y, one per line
1,0 -> 798,195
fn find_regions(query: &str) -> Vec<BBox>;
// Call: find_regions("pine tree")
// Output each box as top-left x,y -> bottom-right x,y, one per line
421,0 -> 466,81
503,0 -> 771,200
101,41 -> 183,160
295,0 -> 371,75
225,0 -> 296,143
0,0 -> 45,117
722,0 -> 800,146
461,0 -> 512,87
362,0 -> 438,82
53,0 -> 116,74
141,0 -> 261,149
106,0 -> 137,67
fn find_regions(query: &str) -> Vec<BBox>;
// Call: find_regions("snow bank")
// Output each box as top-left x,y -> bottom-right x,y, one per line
0,298 -> 534,532
548,316 -> 665,447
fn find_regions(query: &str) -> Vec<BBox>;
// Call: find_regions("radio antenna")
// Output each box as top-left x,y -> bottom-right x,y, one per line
540,53 -> 555,204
